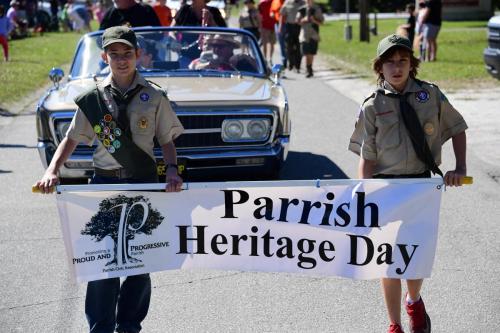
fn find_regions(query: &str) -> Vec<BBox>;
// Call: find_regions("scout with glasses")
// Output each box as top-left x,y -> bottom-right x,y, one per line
34,26 -> 184,333
348,34 -> 468,333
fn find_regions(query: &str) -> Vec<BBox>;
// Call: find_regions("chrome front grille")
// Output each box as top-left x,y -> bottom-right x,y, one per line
52,108 -> 277,151
488,26 -> 500,49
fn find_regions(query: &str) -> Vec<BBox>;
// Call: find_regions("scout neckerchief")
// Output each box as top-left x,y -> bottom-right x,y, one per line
378,81 -> 444,178
74,78 -> 159,182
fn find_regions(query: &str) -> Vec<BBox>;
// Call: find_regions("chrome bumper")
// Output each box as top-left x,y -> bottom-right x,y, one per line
37,137 -> 290,179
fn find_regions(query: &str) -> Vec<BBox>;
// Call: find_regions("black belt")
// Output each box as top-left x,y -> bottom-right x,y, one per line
94,167 -> 133,179
374,171 -> 431,179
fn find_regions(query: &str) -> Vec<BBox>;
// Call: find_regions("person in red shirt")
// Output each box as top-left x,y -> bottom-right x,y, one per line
270,0 -> 286,67
258,0 -> 276,64
153,0 -> 173,26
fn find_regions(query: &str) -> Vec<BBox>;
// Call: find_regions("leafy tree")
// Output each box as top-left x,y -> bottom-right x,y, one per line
81,195 -> 164,265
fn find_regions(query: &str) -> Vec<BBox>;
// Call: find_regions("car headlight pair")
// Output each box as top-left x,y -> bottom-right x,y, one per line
222,118 -> 271,142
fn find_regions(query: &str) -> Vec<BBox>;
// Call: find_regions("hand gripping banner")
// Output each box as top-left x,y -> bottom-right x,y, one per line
55,179 -> 443,283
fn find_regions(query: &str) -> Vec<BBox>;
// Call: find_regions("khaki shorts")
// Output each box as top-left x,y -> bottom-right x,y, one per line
261,28 -> 276,44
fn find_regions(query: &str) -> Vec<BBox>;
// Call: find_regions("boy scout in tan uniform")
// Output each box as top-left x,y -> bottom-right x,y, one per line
348,34 -> 467,333
349,77 -> 467,177
34,26 -> 183,333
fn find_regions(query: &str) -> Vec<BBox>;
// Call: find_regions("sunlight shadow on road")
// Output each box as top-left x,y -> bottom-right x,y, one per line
280,151 -> 349,180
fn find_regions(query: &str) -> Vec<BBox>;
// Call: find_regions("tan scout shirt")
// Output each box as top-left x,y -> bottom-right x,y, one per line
66,72 -> 184,170
348,78 -> 468,175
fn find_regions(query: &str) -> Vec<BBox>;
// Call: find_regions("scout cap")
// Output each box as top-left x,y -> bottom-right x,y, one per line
377,34 -> 412,57
102,26 -> 137,49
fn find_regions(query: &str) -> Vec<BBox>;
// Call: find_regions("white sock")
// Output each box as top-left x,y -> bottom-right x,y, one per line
406,294 -> 421,304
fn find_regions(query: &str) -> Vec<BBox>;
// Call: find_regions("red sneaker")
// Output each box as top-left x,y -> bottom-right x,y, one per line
406,297 -> 431,333
388,323 -> 405,333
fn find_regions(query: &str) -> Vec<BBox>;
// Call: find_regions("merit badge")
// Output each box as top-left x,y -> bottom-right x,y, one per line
98,132 -> 105,141
424,122 -> 435,136
108,134 -> 115,141
138,117 -> 148,129
113,140 -> 121,149
104,114 -> 113,122
114,128 -> 122,137
108,146 -> 116,154
103,127 -> 110,135
140,93 -> 150,102
415,90 -> 430,103
108,121 -> 116,129
93,125 -> 102,134
103,139 -> 111,147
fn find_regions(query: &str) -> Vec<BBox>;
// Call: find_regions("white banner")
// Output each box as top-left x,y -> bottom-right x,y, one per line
55,179 -> 443,283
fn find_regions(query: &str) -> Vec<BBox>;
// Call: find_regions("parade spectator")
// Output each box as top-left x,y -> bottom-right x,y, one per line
239,0 -> 260,40
7,0 -> 27,38
100,0 -> 161,30
34,26 -> 184,333
420,0 -> 441,61
414,1 -> 426,60
280,0 -> 304,72
172,0 -> 226,27
297,0 -> 323,78
270,0 -> 286,68
153,0 -> 172,26
60,2 -> 72,32
0,5 -> 13,61
349,34 -> 468,333
397,3 -> 416,47
67,0 -> 89,33
93,0 -> 106,24
258,0 -> 275,65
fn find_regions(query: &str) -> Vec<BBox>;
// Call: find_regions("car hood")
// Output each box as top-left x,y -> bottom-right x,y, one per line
43,76 -> 274,110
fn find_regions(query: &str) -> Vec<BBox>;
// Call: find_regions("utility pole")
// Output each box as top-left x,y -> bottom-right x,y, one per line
344,0 -> 352,41
359,0 -> 370,42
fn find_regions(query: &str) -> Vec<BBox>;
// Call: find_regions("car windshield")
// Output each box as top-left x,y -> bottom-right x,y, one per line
70,28 -> 265,78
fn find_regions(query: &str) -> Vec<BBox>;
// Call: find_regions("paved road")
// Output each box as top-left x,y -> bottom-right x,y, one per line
1,60 -> 499,332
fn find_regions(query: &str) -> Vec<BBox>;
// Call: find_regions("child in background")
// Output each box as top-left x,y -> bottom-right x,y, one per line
0,5 -> 13,61
349,34 -> 468,333
239,0 -> 261,40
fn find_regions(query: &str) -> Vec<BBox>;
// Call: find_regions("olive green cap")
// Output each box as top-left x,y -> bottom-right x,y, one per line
102,26 -> 137,49
377,34 -> 412,57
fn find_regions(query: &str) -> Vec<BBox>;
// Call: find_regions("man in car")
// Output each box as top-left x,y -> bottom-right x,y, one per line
190,34 -> 257,72
100,0 -> 161,30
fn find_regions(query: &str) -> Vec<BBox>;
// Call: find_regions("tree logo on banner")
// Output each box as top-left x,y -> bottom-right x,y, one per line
81,195 -> 164,266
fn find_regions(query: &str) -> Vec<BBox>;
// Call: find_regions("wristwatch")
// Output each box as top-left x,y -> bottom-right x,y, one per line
166,163 -> 178,171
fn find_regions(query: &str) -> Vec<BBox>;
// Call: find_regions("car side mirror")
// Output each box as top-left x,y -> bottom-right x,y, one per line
271,64 -> 283,84
49,68 -> 65,89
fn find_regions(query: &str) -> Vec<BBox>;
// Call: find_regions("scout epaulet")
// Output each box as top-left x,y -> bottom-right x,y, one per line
361,92 -> 376,107
146,79 -> 168,99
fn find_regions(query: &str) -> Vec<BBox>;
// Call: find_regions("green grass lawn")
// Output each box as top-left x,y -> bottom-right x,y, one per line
0,31 -> 83,107
319,19 -> 496,89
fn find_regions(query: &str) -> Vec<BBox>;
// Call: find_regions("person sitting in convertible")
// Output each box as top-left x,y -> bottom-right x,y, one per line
189,34 -> 257,72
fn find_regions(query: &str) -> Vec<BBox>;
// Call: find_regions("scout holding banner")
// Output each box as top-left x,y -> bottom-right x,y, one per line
54,179 -> 444,283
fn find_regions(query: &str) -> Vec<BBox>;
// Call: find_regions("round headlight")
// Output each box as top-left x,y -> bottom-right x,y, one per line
247,120 -> 268,140
223,120 -> 244,140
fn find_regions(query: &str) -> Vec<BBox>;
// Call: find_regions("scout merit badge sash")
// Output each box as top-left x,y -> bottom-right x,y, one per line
74,84 -> 159,182
378,85 -> 444,178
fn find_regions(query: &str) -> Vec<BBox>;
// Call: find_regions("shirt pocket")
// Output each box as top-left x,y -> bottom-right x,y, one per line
129,110 -> 156,137
375,112 -> 400,150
